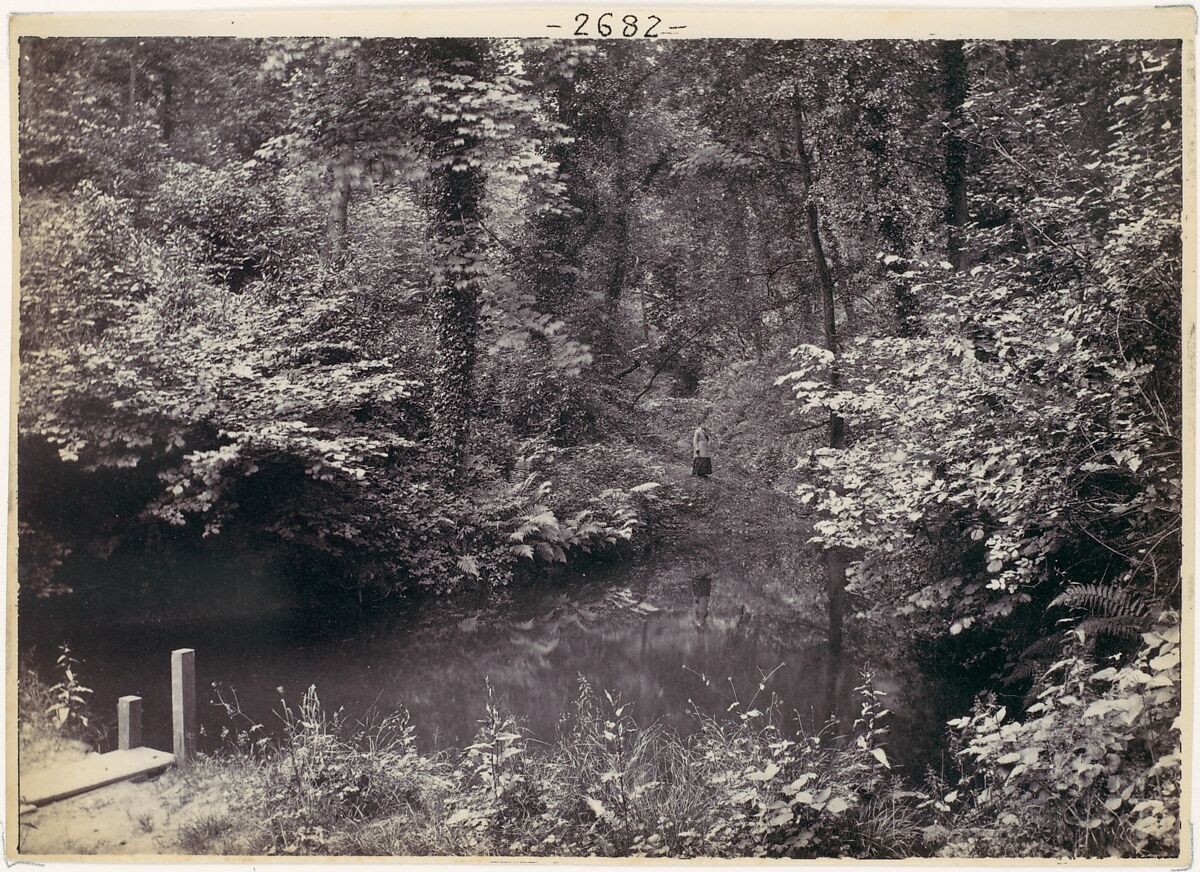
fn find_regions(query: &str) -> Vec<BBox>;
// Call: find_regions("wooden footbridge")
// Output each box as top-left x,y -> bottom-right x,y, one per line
20,648 -> 197,813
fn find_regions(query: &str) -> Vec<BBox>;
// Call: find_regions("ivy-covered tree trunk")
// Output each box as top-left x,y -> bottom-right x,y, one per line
159,60 -> 174,143
424,38 -> 488,485
601,139 -> 632,357
881,214 -> 919,336
544,68 -> 582,318
940,40 -> 970,270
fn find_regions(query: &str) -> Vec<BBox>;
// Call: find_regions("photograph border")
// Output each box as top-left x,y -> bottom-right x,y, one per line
5,4 -> 1195,866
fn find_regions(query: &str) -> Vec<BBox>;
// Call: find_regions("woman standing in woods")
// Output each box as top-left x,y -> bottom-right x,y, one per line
692,422 -> 713,477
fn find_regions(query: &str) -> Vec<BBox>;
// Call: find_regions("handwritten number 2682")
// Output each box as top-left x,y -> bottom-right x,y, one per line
574,13 -> 662,37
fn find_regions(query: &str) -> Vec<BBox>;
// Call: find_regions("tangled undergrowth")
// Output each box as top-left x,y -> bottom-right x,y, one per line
178,675 -> 923,859
20,614 -> 1181,862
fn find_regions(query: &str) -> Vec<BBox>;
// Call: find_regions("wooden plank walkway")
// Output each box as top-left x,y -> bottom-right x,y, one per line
20,747 -> 175,808
19,648 -> 195,813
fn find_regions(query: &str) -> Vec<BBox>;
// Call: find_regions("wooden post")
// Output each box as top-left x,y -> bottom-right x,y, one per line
171,648 -> 196,764
118,695 -> 142,751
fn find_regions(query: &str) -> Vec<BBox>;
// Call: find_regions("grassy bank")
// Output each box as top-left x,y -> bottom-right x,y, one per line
22,662 -> 931,858
175,677 -> 927,858
20,614 -> 1181,860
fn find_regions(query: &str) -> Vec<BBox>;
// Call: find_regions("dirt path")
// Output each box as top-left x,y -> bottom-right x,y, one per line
17,762 -> 232,855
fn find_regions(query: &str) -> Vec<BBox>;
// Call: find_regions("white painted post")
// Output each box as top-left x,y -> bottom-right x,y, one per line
118,695 -> 142,750
171,648 -> 196,764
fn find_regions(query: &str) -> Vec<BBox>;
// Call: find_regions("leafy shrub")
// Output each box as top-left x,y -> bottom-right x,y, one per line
440,673 -> 922,859
18,184 -> 670,604
943,612 -> 1181,857
777,42 -> 1182,649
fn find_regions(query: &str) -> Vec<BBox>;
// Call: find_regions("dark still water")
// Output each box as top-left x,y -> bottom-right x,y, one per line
21,526 -> 961,774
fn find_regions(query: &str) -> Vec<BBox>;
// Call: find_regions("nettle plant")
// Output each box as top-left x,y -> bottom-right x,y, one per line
691,673 -> 902,859
444,683 -> 542,852
946,613 -> 1180,857
46,644 -> 94,733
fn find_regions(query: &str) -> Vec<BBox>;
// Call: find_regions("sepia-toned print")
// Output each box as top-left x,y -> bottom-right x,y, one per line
11,12 -> 1190,862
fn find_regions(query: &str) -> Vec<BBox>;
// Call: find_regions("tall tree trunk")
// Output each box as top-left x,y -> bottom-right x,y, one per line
425,39 -> 488,485
728,192 -> 762,357
793,84 -> 847,653
159,62 -> 174,143
940,40 -> 970,270
882,214 -> 919,336
792,87 -> 844,449
128,45 -> 137,125
601,154 -> 631,356
608,204 -> 630,318
637,259 -> 651,343
531,68 -> 583,317
327,51 -> 371,267
864,93 -> 921,336
327,152 -> 352,263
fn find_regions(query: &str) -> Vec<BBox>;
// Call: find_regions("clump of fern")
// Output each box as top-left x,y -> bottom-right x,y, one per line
1048,583 -> 1151,641
999,582 -> 1156,699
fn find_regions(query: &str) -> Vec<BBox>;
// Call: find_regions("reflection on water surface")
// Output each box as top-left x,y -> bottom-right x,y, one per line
23,525 -> 955,772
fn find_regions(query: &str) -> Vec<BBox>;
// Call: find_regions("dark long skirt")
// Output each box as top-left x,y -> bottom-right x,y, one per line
692,455 -> 713,477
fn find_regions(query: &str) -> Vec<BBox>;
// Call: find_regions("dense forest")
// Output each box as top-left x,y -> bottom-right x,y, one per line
17,36 -> 1184,858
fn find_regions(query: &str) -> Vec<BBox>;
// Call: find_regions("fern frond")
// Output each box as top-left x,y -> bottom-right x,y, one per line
1015,634 -> 1061,663
1049,583 -> 1148,619
1076,614 -> 1149,642
999,659 -> 1040,686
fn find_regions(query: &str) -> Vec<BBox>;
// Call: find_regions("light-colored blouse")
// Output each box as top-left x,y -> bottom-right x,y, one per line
693,426 -> 712,458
